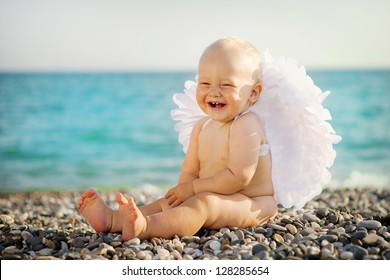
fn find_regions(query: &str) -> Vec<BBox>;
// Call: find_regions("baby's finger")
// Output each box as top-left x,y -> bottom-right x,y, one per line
166,194 -> 176,206
170,199 -> 182,208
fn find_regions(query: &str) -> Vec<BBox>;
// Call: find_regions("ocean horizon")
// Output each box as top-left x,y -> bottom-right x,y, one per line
0,70 -> 389,192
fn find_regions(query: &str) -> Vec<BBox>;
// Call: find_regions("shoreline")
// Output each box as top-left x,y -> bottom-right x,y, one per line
0,187 -> 389,260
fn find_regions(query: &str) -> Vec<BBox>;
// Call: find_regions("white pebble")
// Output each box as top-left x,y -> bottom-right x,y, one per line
209,241 -> 221,251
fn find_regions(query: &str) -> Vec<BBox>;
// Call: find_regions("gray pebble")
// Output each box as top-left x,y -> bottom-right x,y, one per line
349,245 -> 368,260
303,213 -> 321,224
252,244 -> 269,255
351,231 -> 368,239
357,220 -> 382,230
268,224 -> 287,232
340,251 -> 354,260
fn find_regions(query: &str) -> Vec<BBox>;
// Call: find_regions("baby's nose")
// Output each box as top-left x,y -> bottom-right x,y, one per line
208,86 -> 222,97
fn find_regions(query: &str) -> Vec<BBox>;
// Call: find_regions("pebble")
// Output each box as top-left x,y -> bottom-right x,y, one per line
285,224 -> 297,234
268,224 -> 287,232
272,233 -> 284,243
340,251 -> 354,260
156,248 -> 170,260
357,220 -> 382,230
362,234 -> 385,245
303,213 -> 321,224
351,231 -> 368,239
349,245 -> 368,260
0,188 -> 389,260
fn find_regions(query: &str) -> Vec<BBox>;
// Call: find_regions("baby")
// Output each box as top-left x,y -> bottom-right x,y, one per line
77,37 -> 277,240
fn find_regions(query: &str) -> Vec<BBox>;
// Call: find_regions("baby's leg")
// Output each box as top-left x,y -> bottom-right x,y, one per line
117,192 -> 277,240
77,189 -> 171,233
201,193 -> 278,229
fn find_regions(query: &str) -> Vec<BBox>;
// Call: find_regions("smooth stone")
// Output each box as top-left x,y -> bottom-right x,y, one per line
321,248 -> 334,259
304,234 -> 318,241
174,242 -> 184,253
272,233 -> 284,243
254,227 -> 267,234
228,233 -> 239,242
20,231 -> 33,242
319,234 -> 338,243
38,248 -> 54,256
362,234 -> 385,245
191,249 -> 203,258
268,224 -> 287,232
307,246 -> 321,256
28,236 -> 42,247
345,225 -> 357,233
301,228 -> 317,236
303,213 -> 321,224
171,250 -> 183,260
157,248 -> 170,259
349,245 -> 368,260
70,238 -> 85,248
257,251 -> 270,260
2,246 -> 21,255
382,249 -> 390,260
252,244 -> 269,255
59,241 -> 69,254
235,229 -> 245,240
368,247 -> 380,255
219,228 -> 230,234
284,233 -> 295,243
91,243 -> 115,255
331,227 -> 346,235
340,251 -> 354,260
286,224 -> 297,235
329,214 -> 338,224
316,208 -> 329,218
182,236 -> 200,243
351,231 -> 368,239
209,241 -> 221,251
358,220 -> 382,230
311,222 -> 321,229
127,238 -> 141,245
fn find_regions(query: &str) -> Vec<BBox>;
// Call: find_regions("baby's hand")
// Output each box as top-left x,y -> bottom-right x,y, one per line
165,182 -> 194,207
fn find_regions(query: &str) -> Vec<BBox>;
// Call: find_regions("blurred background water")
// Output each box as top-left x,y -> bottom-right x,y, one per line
0,70 -> 389,192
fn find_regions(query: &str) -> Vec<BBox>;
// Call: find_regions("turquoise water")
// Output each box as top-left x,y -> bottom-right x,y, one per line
0,71 -> 389,191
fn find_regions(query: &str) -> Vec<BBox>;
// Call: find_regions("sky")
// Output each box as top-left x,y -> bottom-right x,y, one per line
0,0 -> 389,71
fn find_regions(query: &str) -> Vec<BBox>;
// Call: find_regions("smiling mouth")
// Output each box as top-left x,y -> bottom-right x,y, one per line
208,101 -> 226,110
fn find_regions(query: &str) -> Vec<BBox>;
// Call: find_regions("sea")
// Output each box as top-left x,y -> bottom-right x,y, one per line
0,70 -> 389,192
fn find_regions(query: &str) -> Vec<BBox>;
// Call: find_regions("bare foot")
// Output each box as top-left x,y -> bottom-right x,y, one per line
77,189 -> 113,232
116,193 -> 147,241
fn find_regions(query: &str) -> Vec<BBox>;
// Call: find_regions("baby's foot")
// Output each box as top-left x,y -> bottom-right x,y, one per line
77,189 -> 113,232
116,193 -> 147,241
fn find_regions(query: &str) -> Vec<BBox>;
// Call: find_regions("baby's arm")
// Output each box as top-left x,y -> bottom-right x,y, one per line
193,113 -> 262,195
165,118 -> 207,207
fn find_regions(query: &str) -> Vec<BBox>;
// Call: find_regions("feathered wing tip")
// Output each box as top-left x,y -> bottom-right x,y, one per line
251,50 -> 342,208
170,51 -> 341,208
170,79 -> 206,153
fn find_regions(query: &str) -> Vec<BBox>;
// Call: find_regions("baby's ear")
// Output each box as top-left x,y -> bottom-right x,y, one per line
250,83 -> 262,103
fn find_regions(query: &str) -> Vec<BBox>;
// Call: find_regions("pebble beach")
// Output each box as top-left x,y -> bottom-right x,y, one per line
0,187 -> 389,260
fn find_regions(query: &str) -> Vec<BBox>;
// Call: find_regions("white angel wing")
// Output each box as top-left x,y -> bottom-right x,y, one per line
250,50 -> 341,208
170,79 -> 206,153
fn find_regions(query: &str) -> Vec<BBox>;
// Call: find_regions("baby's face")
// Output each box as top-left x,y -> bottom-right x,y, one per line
196,45 -> 260,123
